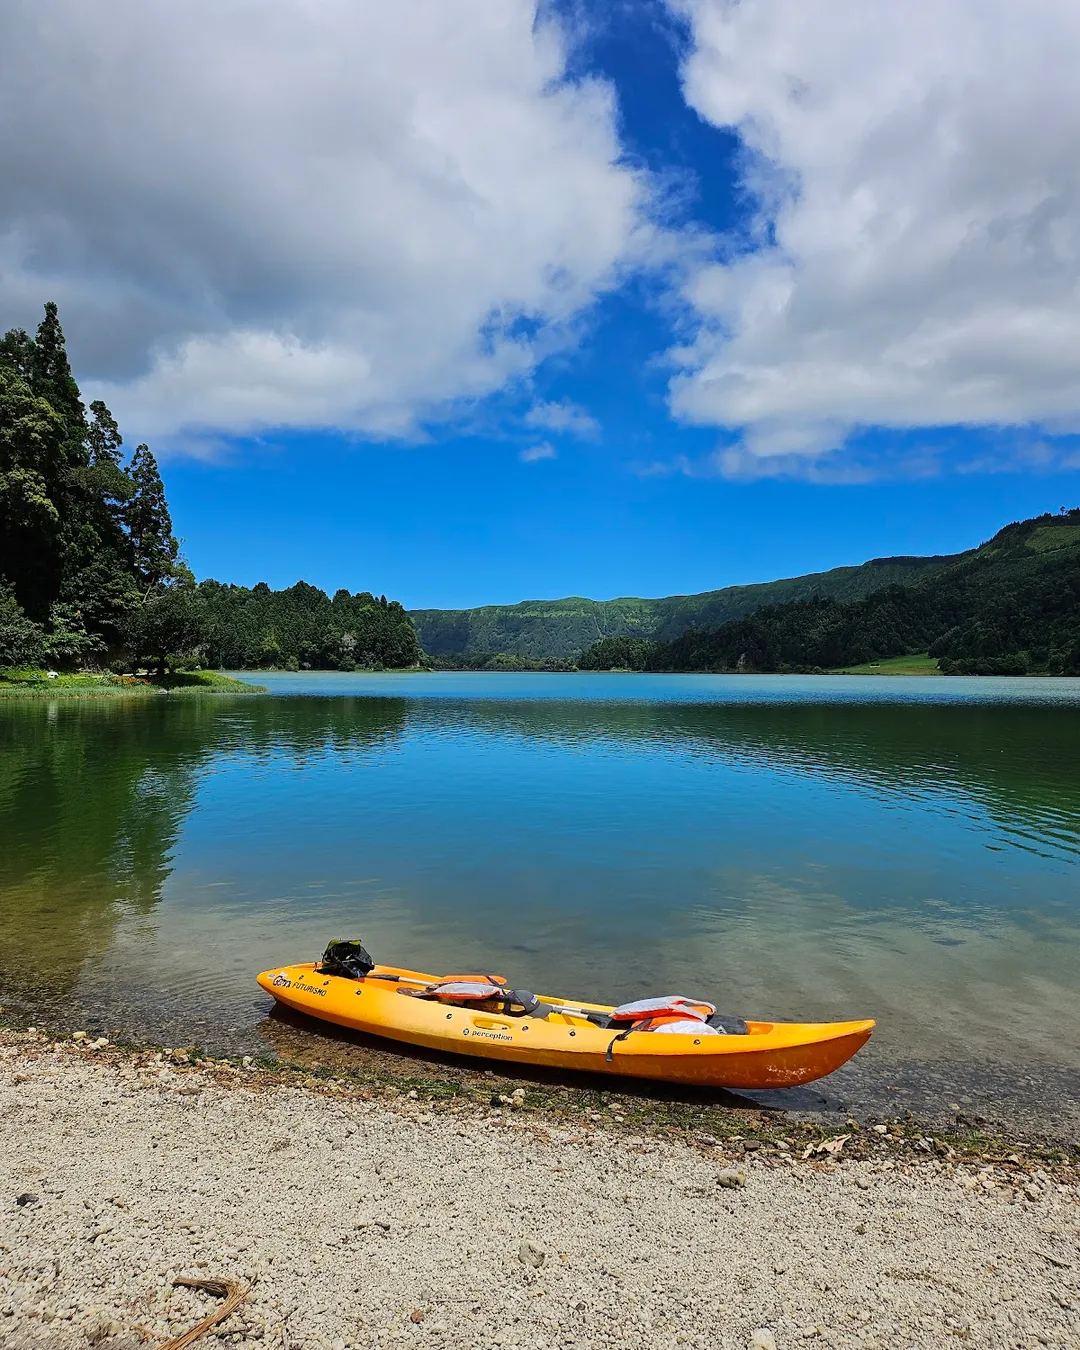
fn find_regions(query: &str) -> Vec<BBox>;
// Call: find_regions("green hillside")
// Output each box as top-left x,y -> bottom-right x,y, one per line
410,554 -> 951,659
581,511 -> 1080,676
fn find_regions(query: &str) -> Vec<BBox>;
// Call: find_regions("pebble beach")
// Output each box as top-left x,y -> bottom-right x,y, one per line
2,1030 -> 1078,1350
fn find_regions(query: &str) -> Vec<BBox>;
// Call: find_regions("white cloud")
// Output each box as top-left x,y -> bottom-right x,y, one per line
0,1 -> 654,449
519,441 -> 558,463
523,398 -> 601,439
667,0 -> 1080,471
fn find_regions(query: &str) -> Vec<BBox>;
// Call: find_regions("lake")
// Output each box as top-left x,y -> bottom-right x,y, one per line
2,672 -> 1078,1134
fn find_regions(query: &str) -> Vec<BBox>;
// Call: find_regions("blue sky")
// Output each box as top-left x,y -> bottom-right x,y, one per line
5,0 -> 1079,607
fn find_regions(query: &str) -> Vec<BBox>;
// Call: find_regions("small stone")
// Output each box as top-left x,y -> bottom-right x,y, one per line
855,1175 -> 871,1190
518,1239 -> 546,1268
407,1089 -> 418,1100
751,1330 -> 777,1350
72,1031 -> 88,1042
409,1309 -> 425,1324
872,1124 -> 888,1135
511,1087 -> 526,1100
15,1193 -> 39,1207
716,1167 -> 746,1189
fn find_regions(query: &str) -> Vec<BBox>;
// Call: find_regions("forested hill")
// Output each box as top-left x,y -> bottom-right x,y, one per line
410,554 -> 950,659
581,511 -> 1080,676
1,304 -> 419,674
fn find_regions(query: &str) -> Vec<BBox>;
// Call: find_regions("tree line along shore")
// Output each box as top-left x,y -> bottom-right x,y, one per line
3,302 -> 1077,686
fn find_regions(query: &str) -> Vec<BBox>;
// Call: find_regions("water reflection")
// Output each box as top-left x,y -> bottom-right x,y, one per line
0,680 -> 1077,1133
0,696 -> 408,999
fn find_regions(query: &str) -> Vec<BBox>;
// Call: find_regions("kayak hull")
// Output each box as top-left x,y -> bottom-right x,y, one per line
257,963 -> 874,1090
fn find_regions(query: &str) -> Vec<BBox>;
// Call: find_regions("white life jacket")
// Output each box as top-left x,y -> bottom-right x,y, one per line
645,1018 -> 720,1035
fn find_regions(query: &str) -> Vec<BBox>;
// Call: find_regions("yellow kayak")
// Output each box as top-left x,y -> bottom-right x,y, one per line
256,958 -> 874,1090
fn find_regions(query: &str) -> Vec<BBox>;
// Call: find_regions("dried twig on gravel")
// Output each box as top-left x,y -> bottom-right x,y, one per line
155,1276 -> 249,1350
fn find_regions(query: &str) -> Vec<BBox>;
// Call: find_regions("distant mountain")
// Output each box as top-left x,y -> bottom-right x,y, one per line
410,553 -> 952,659
581,510 -> 1080,676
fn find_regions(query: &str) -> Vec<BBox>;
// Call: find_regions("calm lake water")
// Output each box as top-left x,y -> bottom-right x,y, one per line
2,672 -> 1078,1133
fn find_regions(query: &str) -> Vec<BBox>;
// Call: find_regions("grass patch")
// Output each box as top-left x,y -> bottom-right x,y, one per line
833,652 -> 940,676
155,670 -> 266,694
1025,523 -> 1080,554
0,669 -> 265,698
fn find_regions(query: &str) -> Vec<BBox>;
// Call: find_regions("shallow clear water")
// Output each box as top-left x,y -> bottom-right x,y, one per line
2,672 -> 1078,1130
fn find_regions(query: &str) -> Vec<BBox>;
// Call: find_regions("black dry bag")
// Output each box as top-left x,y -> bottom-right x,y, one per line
320,939 -> 376,980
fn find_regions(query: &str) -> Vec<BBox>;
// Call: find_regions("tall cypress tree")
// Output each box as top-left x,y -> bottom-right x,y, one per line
126,444 -> 179,588
29,302 -> 86,456
87,400 -> 123,467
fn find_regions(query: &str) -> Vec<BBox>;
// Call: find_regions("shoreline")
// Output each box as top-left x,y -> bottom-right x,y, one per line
4,669 -> 1075,698
0,670 -> 265,699
3,1027 -> 1077,1350
5,1020 -> 1076,1170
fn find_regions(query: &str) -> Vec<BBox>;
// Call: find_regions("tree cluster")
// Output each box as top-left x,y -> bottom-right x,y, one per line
1,304 -> 181,671
198,580 -> 420,671
426,651 -> 577,671
579,511 -> 1080,676
577,636 -> 658,671
1,304 -> 420,674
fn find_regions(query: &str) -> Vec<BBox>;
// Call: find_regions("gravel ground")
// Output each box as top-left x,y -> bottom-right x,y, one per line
2,1036 -> 1078,1350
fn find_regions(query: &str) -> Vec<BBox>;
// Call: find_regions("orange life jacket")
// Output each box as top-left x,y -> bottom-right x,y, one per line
422,976 -> 509,1004
609,995 -> 716,1024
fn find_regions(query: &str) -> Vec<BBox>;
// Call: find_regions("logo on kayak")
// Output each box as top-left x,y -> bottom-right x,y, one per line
462,1028 -> 513,1043
271,972 -> 326,997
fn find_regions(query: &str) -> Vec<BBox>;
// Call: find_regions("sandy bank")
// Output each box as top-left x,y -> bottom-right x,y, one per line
2,1034 -> 1077,1350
